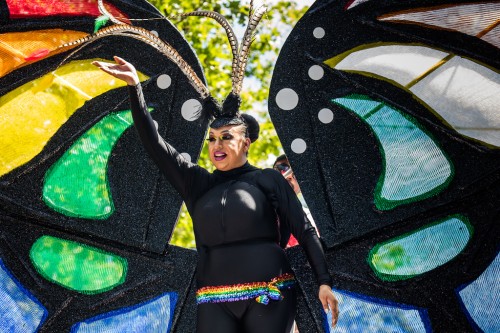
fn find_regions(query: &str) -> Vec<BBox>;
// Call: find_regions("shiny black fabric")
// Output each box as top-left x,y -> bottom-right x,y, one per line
197,288 -> 296,333
128,84 -> 332,330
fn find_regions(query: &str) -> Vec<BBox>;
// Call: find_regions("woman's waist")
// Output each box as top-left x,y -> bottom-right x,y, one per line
200,238 -> 285,261
196,272 -> 296,305
196,241 -> 292,287
196,226 -> 279,247
204,237 -> 277,249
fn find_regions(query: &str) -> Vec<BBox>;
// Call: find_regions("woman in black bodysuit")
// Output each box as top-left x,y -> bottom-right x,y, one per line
93,56 -> 338,333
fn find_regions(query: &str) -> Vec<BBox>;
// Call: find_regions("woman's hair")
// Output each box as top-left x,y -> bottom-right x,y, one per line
241,113 -> 259,143
208,92 -> 260,143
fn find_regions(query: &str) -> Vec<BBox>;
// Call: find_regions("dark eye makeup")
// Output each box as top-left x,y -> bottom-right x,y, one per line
207,133 -> 234,142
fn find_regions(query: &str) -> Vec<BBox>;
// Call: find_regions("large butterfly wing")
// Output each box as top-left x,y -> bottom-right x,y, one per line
271,0 -> 499,332
0,0 -> 206,331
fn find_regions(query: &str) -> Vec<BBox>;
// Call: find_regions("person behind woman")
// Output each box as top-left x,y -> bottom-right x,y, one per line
92,55 -> 338,332
273,154 -> 320,248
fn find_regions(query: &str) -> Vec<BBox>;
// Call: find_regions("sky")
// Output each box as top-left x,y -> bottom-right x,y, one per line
292,0 -> 315,8
267,0 -> 315,8
239,0 -> 317,162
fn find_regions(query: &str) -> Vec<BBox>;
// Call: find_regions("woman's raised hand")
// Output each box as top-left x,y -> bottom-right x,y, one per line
319,284 -> 339,329
91,56 -> 140,86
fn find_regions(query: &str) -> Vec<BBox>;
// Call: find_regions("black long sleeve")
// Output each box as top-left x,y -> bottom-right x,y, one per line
127,83 -> 332,288
127,84 -> 210,210
257,169 -> 333,287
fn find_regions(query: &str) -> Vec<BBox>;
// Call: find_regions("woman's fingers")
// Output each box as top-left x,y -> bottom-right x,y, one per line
329,295 -> 339,328
113,56 -> 136,72
113,55 -> 128,65
324,293 -> 339,328
319,285 -> 339,329
92,56 -> 138,85
92,57 -> 127,72
91,60 -> 105,68
92,62 -> 116,74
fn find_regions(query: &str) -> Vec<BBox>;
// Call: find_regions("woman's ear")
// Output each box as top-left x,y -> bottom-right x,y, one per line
245,138 -> 251,151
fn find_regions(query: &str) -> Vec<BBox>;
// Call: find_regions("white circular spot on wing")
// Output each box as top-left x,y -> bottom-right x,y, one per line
276,88 -> 299,110
180,153 -> 191,162
291,138 -> 307,154
318,108 -> 334,124
313,27 -> 325,39
157,74 -> 172,89
308,65 -> 324,80
181,99 -> 202,121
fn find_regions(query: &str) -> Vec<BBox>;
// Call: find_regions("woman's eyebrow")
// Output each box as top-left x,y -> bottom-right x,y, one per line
209,130 -> 232,136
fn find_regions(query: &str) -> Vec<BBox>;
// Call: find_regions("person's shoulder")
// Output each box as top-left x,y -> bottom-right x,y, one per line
260,167 -> 282,178
255,168 -> 286,188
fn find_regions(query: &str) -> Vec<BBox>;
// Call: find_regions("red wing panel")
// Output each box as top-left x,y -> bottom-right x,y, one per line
6,0 -> 129,23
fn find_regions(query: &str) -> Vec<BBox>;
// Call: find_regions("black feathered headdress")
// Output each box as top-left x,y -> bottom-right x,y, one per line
180,4 -> 265,142
62,0 -> 264,142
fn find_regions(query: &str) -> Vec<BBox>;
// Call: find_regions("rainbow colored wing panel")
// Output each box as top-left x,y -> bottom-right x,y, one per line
0,0 -> 207,253
0,0 -> 207,331
271,0 -> 499,332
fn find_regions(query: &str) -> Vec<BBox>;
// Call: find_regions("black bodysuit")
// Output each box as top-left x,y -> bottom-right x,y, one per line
128,84 -> 332,333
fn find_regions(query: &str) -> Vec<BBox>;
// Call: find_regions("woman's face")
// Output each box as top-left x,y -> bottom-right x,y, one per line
208,124 -> 251,171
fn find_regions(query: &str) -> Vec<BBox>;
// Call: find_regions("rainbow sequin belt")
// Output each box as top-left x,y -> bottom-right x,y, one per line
196,273 -> 295,305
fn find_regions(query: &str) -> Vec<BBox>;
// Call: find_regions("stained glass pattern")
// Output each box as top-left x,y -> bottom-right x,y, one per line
325,289 -> 429,333
369,215 -> 473,281
30,236 -> 127,294
379,3 -> 500,48
43,109 -> 153,219
326,44 -> 500,147
0,29 -> 88,77
0,59 -> 148,177
6,0 -> 129,22
71,292 -> 178,333
0,259 -> 47,332
333,94 -> 453,210
458,251 -> 500,332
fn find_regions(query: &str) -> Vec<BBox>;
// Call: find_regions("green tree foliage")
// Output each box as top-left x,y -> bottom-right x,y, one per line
145,0 -> 308,248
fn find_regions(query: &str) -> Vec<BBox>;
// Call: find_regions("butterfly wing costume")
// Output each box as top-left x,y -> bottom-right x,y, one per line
1,0 -> 331,332
0,0 -> 209,331
2,0 -> 498,332
269,0 -> 500,332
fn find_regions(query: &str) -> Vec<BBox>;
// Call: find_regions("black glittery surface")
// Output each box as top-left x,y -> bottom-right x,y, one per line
0,0 -> 204,331
1,0 -> 499,332
270,0 -> 499,332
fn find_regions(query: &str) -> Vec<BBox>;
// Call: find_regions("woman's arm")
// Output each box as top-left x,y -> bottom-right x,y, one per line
258,169 -> 339,327
92,56 -> 209,203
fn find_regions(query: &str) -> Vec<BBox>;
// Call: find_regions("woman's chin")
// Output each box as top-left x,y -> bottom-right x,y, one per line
212,158 -> 247,171
216,165 -> 230,171
212,160 -> 227,170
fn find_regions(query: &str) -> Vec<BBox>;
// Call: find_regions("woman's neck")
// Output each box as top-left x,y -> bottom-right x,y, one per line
214,161 -> 257,177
